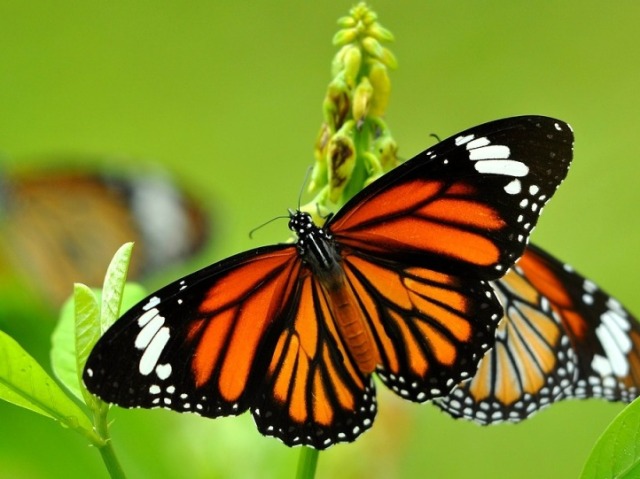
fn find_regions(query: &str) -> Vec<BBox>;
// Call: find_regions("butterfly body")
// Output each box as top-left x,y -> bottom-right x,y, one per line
84,116 -> 573,448
290,210 -> 380,374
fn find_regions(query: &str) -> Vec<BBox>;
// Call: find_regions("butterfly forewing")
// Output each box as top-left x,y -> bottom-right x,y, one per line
85,242 -> 378,449
330,116 -> 573,280
84,245 -> 299,416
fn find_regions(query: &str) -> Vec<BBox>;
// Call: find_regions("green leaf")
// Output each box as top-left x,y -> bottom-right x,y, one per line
51,295 -> 84,401
0,329 -> 94,435
74,284 -> 102,407
580,397 -> 640,479
101,242 -> 134,334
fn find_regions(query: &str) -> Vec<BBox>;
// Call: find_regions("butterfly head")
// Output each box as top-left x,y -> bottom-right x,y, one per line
287,209 -> 316,238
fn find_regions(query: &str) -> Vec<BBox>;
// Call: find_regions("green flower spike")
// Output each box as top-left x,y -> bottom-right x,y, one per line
303,2 -> 399,222
327,120 -> 357,203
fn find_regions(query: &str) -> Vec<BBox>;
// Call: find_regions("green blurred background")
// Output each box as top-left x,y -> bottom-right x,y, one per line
1,2 -> 639,478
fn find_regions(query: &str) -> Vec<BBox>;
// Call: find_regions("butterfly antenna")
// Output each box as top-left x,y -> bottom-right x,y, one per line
297,166 -> 314,210
248,215 -> 289,239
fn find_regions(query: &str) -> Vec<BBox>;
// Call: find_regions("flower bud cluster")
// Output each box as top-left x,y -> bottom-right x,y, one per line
303,3 -> 399,223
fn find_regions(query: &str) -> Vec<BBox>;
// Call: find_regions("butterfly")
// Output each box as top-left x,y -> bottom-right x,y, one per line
83,116 -> 573,449
0,166 -> 208,306
434,243 -> 640,424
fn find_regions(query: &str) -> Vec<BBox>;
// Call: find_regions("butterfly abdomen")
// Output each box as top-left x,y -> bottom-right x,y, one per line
321,274 -> 380,374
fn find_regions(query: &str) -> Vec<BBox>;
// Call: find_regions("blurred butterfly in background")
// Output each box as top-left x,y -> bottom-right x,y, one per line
434,243 -> 640,423
0,163 -> 209,306
84,116 -> 573,449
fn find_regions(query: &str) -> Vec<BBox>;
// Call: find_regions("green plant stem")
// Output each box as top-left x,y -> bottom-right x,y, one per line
343,119 -> 372,202
93,407 -> 127,479
97,440 -> 126,479
296,447 -> 319,479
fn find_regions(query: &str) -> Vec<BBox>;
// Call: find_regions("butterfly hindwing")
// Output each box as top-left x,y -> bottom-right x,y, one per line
433,251 -> 578,423
330,116 -> 573,280
253,271 -> 377,449
340,252 -> 503,402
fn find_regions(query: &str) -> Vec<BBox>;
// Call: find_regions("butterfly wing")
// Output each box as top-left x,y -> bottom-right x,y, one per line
84,244 -> 377,449
519,244 -> 640,402
328,116 -> 573,401
84,245 -> 300,413
433,247 -> 578,423
339,253 -> 503,401
252,268 -> 377,448
434,243 -> 640,424
330,116 -> 573,280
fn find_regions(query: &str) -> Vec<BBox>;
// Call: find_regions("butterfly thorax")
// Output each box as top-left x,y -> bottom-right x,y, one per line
289,210 -> 380,374
289,210 -> 341,281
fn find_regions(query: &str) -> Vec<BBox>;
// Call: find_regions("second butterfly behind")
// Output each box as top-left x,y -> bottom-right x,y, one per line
84,116 -> 573,449
0,166 -> 208,306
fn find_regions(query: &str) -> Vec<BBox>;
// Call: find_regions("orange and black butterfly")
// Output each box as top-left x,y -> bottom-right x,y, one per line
0,166 -> 208,305
83,116 -> 573,449
434,243 -> 640,424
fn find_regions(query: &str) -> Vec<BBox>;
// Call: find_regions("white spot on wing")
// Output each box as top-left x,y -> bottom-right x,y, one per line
135,314 -> 165,349
584,280 -> 597,293
137,307 -> 159,327
466,137 -> 490,149
604,309 -> 630,332
474,159 -> 529,177
130,176 -> 192,267
143,296 -> 161,311
595,319 -> 631,377
591,354 -> 612,376
607,297 -> 625,315
504,179 -> 521,195
139,327 -> 171,375
469,145 -> 511,161
156,363 -> 173,380
455,134 -> 475,146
